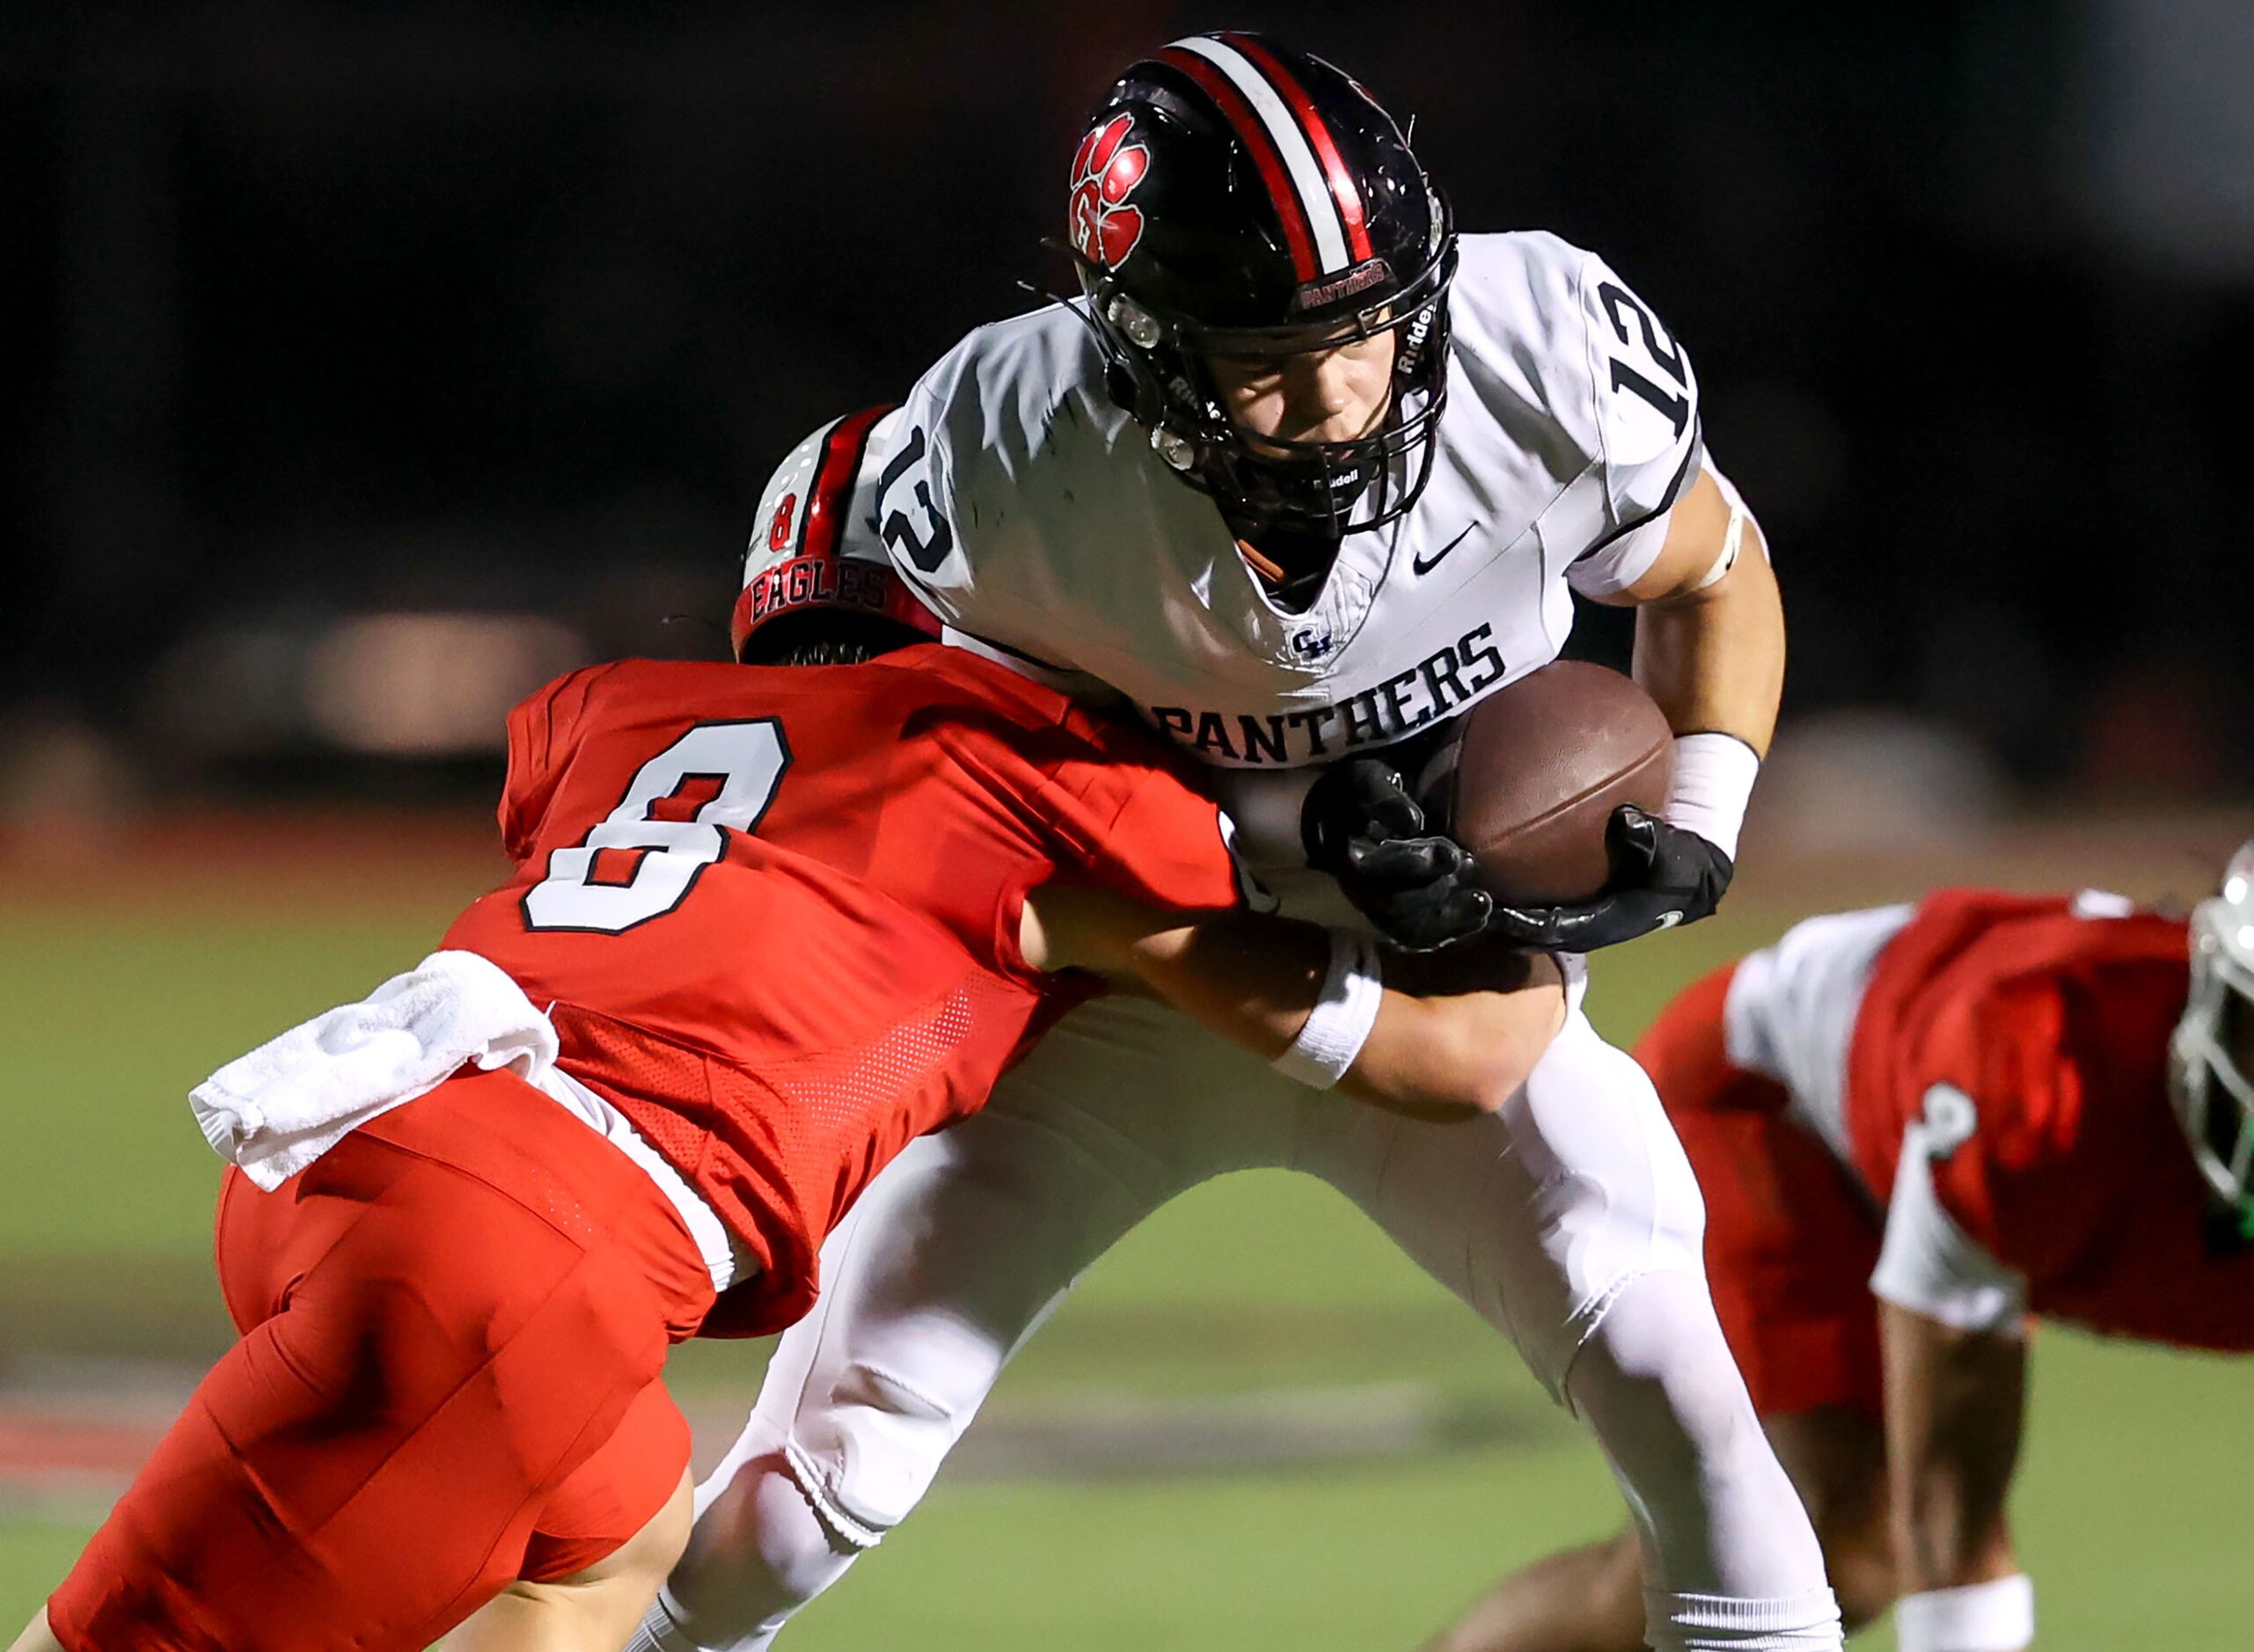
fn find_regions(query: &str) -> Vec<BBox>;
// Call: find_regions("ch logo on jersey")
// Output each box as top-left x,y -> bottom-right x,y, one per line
1918,1083 -> 1979,1160
1069,114 -> 1151,269
1290,625 -> 1334,660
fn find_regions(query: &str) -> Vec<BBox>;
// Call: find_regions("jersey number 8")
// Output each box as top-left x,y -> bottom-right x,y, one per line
523,720 -> 793,934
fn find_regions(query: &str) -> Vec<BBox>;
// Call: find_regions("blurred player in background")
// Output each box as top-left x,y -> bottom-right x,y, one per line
11,545 -> 1570,1652
1429,853 -> 2254,1652
648,33 -> 1844,1652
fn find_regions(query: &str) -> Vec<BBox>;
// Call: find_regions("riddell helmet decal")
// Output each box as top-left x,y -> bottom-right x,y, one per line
1069,113 -> 1151,268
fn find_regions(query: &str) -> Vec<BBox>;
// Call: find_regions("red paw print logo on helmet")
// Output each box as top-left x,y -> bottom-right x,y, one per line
1068,113 -> 1151,268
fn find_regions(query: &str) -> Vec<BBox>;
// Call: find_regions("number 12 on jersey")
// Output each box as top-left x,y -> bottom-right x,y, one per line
523,720 -> 793,934
1599,280 -> 1692,440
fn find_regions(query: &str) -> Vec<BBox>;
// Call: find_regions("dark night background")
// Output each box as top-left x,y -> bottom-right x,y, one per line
5,0 -> 2250,821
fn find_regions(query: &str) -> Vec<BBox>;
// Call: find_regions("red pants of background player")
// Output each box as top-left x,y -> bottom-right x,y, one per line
47,1066 -> 716,1652
1640,965 -> 1887,1419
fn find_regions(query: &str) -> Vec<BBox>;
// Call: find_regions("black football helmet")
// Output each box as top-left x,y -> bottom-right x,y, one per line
1065,32 -> 1457,537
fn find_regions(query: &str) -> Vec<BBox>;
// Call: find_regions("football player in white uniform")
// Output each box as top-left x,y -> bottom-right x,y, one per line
637,33 -> 1840,1652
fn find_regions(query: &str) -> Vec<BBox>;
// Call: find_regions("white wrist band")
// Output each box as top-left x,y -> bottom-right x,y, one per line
1892,1575 -> 2035,1652
1661,732 -> 1760,863
1272,930 -> 1385,1090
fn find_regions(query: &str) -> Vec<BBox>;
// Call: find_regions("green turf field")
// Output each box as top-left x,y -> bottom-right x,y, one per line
4,876 -> 2250,1647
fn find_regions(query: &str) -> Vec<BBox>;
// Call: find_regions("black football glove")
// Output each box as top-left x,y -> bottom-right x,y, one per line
1484,804 -> 1733,952
1301,757 -> 1492,951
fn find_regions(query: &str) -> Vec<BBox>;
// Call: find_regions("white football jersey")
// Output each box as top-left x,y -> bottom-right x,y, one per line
760,231 -> 1702,773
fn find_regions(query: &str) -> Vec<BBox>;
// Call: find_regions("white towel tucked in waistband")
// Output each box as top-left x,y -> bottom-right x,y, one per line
190,949 -> 559,1191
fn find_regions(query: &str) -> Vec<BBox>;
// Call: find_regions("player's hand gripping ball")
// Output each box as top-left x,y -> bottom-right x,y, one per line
1300,758 -> 1494,951
1482,804 -> 1734,951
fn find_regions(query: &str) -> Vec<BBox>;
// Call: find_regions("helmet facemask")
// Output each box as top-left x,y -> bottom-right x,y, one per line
2170,842 -> 2254,1236
1079,223 -> 1456,538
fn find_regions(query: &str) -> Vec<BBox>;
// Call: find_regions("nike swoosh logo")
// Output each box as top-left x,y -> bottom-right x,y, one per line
1411,524 -> 1475,576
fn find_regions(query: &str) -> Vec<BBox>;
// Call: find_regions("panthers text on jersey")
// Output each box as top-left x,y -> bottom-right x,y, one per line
816,231 -> 1702,770
441,649 -> 1249,1334
1845,890 -> 2254,1350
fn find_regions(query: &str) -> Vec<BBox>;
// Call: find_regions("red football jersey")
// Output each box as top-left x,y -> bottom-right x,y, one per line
442,647 -> 1247,1334
1846,889 -> 2254,1349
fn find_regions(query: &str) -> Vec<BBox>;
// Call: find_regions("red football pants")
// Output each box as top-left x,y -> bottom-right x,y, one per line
1639,965 -> 1885,1419
47,1066 -> 717,1652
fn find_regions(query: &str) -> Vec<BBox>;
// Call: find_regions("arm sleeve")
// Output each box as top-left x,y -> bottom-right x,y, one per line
1870,1122 -> 2031,1337
1559,250 -> 1706,598
496,665 -> 606,866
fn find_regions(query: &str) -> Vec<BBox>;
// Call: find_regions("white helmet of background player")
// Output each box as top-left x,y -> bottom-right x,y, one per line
729,406 -> 940,664
2170,837 -> 2254,1231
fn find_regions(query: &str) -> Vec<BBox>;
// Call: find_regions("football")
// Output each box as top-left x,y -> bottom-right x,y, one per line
1419,661 -> 1674,906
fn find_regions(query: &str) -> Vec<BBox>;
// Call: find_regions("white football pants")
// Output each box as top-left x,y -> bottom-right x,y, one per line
640,994 -> 1840,1651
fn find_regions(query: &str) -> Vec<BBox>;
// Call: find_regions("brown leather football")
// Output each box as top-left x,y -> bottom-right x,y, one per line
1418,661 -> 1675,906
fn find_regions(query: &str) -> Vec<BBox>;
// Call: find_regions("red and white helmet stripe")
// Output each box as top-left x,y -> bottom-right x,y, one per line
765,403 -> 888,565
1219,33 -> 1374,266
1160,33 -> 1376,281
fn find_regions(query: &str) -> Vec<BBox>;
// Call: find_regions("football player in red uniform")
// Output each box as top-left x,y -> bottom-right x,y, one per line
11,542 -> 1570,1652
1425,861 -> 2254,1652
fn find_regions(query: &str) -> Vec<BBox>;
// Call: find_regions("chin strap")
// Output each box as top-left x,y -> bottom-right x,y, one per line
1235,538 -> 1290,584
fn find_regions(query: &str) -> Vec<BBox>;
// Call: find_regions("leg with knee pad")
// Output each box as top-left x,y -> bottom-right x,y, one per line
630,1426 -> 854,1652
655,1000 -> 1280,1648
1315,1014 -> 1840,1651
1568,1272 -> 1841,1650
